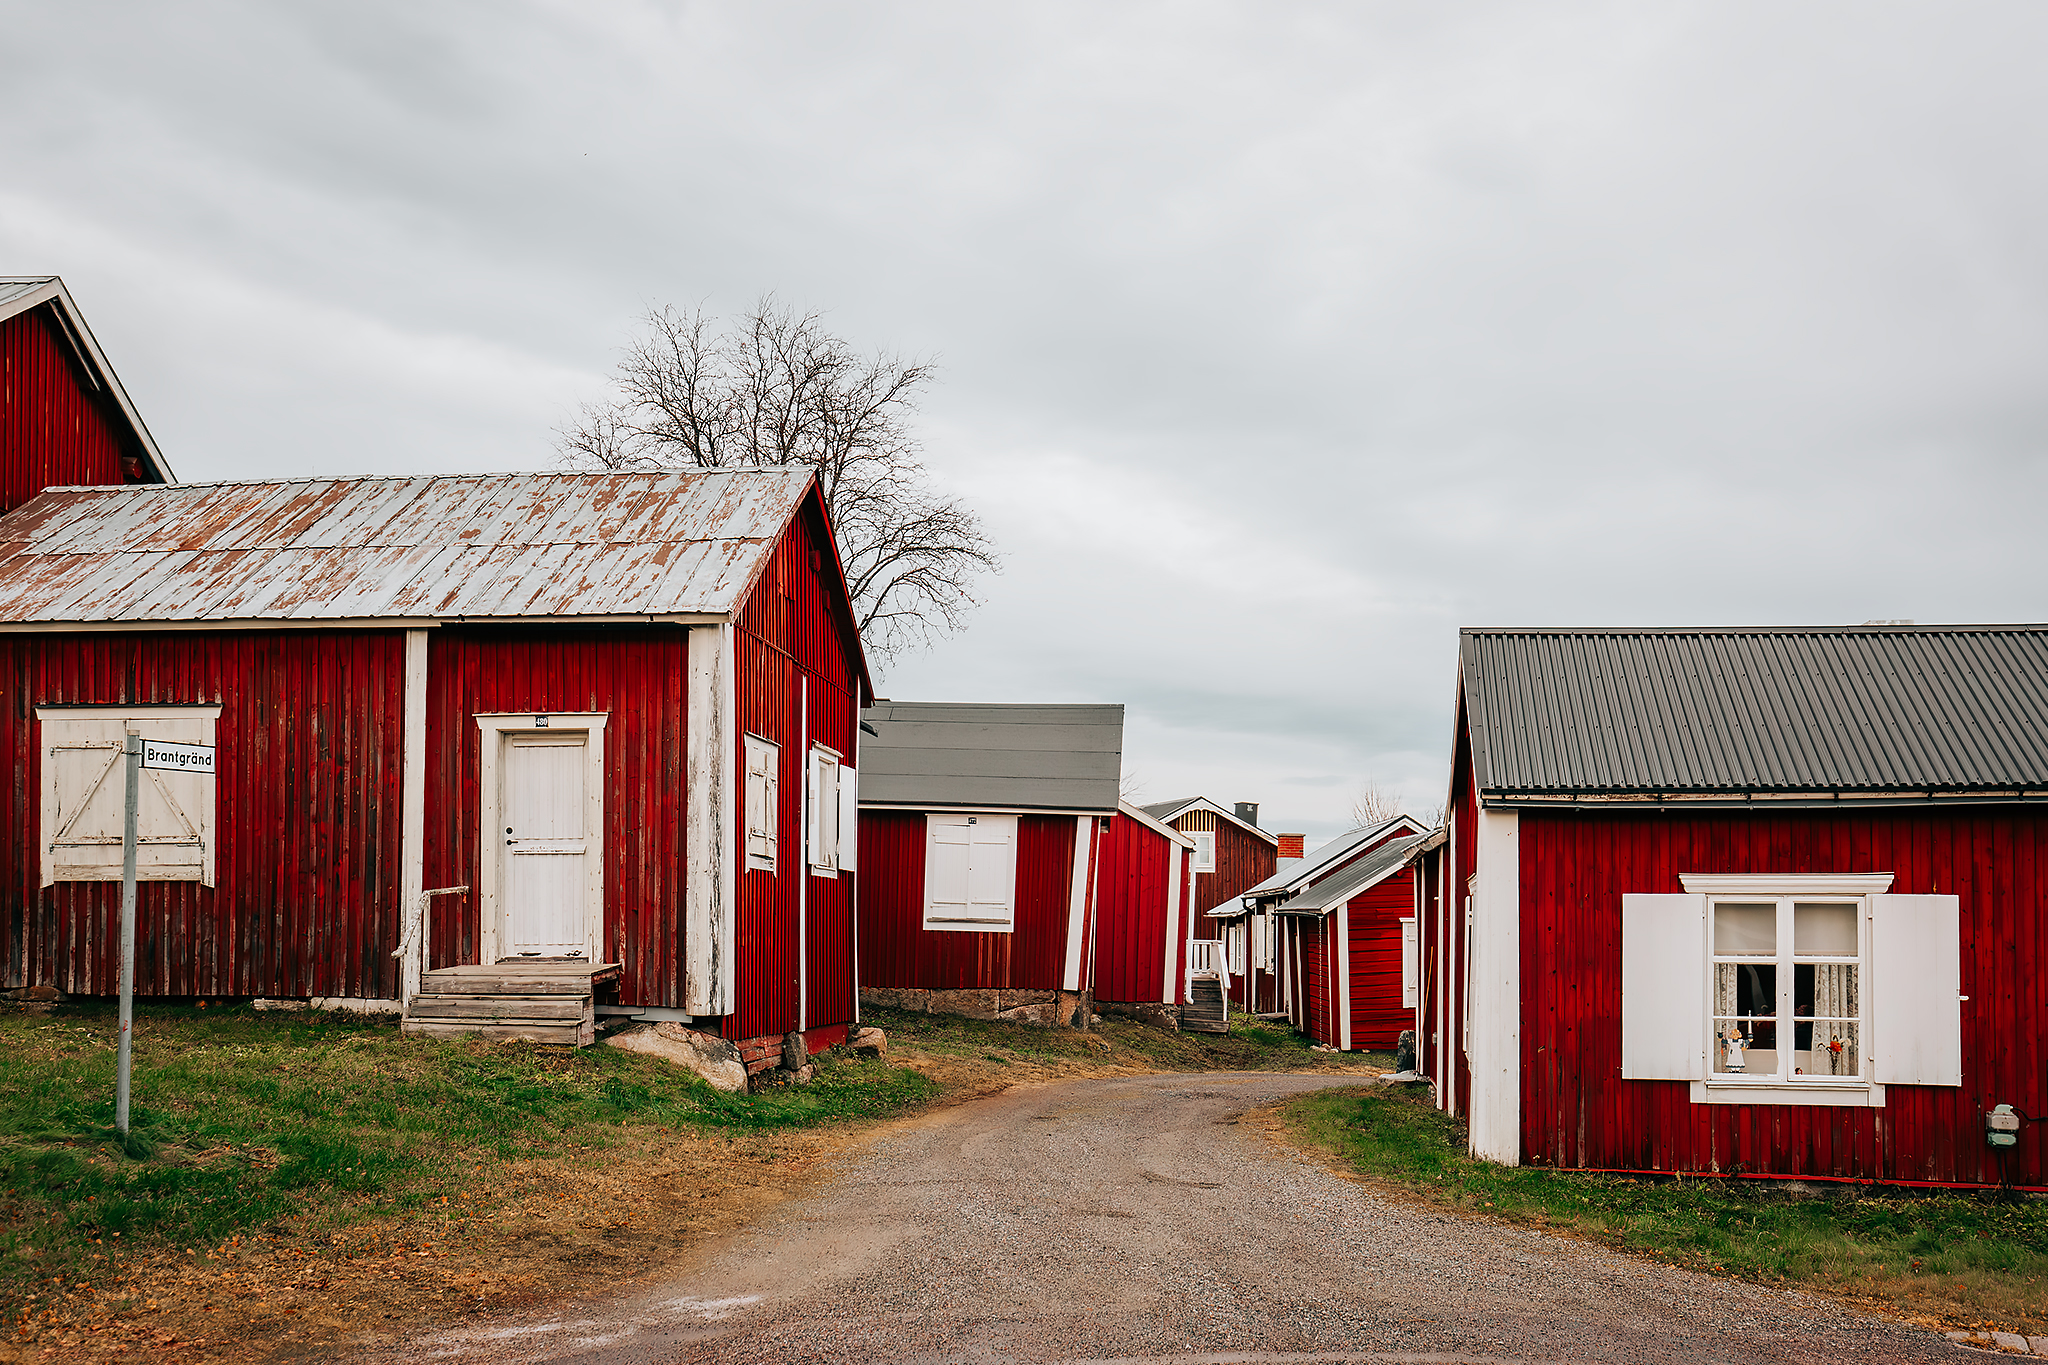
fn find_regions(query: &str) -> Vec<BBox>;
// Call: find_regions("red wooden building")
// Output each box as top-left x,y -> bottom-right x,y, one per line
1141,797 -> 1278,1014
1,276 -> 174,511
1274,831 -> 1428,1051
0,469 -> 870,1061
856,702 -> 1121,1027
1091,801 -> 1199,1028
1422,626 -> 2047,1188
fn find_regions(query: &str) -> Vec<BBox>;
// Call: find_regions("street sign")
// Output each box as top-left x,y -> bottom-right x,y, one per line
142,739 -> 215,774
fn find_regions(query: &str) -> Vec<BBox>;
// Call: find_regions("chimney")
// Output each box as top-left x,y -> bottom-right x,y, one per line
1277,833 -> 1305,859
1234,801 -> 1260,828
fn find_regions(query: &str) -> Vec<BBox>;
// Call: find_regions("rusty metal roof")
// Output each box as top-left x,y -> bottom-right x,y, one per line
0,469 -> 817,624
1462,625 -> 2048,801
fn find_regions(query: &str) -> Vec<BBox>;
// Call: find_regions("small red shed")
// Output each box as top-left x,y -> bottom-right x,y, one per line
1091,801 -> 1200,1028
855,702 -> 1122,1027
1140,797 -> 1278,1014
1,276 -> 174,511
1273,832 -> 1429,1052
1424,625 -> 2048,1188
0,469 -> 870,1061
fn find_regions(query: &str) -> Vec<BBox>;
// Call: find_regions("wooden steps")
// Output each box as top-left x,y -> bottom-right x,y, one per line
1182,976 -> 1229,1033
402,960 -> 620,1047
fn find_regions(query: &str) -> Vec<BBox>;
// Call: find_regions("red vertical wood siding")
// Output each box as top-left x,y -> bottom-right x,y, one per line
855,811 -> 1078,991
731,494 -> 861,1040
1347,868 -> 1413,1049
422,627 -> 688,1007
3,631 -> 403,998
1519,805 -> 2047,1185
1297,917 -> 1333,1045
1094,811 -> 1179,1005
1170,811 -> 1277,1013
0,307 -> 135,514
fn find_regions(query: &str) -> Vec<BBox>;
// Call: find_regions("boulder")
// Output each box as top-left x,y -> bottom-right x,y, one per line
850,1026 -> 887,1058
782,1030 -> 808,1071
604,1022 -> 748,1092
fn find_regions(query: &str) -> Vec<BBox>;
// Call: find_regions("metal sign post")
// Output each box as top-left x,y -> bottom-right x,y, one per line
116,735 -> 216,1139
115,732 -> 141,1136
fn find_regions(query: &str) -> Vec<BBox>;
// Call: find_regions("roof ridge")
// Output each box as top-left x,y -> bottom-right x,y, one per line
37,467 -> 814,495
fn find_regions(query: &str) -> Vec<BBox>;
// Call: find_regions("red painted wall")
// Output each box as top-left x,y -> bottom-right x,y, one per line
856,811 -> 1081,991
1295,916 -> 1332,1045
422,626 -> 688,1007
2,631 -> 404,998
0,307 -> 140,513
1519,805 -> 2048,1185
1094,811 -> 1188,1005
1347,868 -> 1414,1050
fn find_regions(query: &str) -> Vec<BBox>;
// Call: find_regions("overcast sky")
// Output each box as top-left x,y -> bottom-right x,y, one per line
7,2 -> 2045,845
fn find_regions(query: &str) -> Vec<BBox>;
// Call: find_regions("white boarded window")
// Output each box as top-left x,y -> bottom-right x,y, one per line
39,707 -> 220,887
923,814 -> 1018,933
807,746 -> 842,876
1401,916 -> 1419,1008
1190,830 -> 1216,873
743,734 -> 779,872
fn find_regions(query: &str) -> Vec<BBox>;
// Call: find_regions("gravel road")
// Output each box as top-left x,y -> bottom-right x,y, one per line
366,1072 -> 1971,1365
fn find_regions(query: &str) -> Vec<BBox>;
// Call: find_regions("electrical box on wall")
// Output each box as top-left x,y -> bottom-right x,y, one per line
1987,1104 -> 2021,1148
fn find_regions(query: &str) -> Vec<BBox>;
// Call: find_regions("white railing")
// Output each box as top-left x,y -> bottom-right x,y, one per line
1186,938 -> 1231,1003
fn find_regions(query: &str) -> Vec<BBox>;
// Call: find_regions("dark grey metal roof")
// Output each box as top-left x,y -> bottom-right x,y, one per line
1462,626 -> 2048,801
1139,798 -> 1196,821
1275,834 -> 1425,916
858,702 -> 1124,813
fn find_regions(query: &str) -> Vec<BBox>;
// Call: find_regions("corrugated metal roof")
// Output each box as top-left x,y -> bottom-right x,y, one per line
0,276 -> 173,483
1274,833 -> 1424,916
1139,797 -> 1195,821
1231,814 -> 1426,906
858,701 -> 1124,813
1462,626 -> 2048,797
0,469 -> 816,624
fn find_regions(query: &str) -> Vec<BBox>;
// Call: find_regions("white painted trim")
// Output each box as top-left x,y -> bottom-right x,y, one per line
34,705 -> 223,721
684,625 -> 734,1015
1680,873 -> 1895,896
1336,895 -> 1352,1051
1467,807 -> 1520,1164
1161,844 -> 1184,1004
399,630 -> 428,1005
1149,796 -> 1280,845
474,712 -> 608,966
1691,1080 -> 1885,1107
799,676 -> 808,1031
1120,799 -> 1197,849
1062,815 -> 1091,992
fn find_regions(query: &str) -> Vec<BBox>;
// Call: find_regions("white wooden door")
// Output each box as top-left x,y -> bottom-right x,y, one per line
503,735 -> 590,958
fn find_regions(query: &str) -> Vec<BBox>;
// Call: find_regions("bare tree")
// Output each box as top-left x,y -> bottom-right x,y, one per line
1347,780 -> 1405,829
558,299 -> 998,661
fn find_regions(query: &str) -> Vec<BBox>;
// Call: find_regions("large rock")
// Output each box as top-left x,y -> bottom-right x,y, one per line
605,1022 -> 748,1092
782,1030 -> 808,1071
850,1026 -> 887,1057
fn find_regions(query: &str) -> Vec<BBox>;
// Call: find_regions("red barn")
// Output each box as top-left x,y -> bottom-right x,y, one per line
2,276 -> 174,510
0,469 -> 870,1062
855,703 -> 1121,1027
1423,625 -> 2047,1188
1090,801 -> 1199,1028
1141,798 -> 1278,1014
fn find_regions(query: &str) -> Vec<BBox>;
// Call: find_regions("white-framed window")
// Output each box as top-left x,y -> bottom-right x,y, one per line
38,706 -> 222,887
1190,830 -> 1216,873
1226,919 -> 1245,974
922,813 -> 1018,933
743,734 -> 779,872
1400,916 -> 1419,1008
1621,874 -> 1962,1107
807,745 -> 857,876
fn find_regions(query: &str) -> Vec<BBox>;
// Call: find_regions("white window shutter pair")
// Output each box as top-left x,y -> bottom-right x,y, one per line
743,735 -> 778,870
922,814 -> 1018,931
1619,891 -> 1962,1087
42,711 -> 217,887
807,749 -> 849,873
1401,917 -> 1419,1008
837,764 -> 858,873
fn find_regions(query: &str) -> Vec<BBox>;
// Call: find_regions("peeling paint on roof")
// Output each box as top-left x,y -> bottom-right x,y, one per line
0,469 -> 816,624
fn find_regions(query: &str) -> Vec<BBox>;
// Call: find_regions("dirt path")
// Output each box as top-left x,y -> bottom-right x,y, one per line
354,1073 -> 1971,1365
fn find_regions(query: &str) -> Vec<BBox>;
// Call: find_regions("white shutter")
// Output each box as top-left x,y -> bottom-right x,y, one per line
924,816 -> 973,923
922,814 -> 1015,932
1621,893 -> 1707,1081
42,711 -> 216,887
743,735 -> 777,870
966,816 -> 1017,924
1401,917 -> 1419,1008
1870,893 -> 1963,1087
837,766 -> 858,873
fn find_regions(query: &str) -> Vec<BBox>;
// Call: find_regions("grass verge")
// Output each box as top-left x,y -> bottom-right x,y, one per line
0,1001 -> 938,1362
1282,1082 -> 2048,1339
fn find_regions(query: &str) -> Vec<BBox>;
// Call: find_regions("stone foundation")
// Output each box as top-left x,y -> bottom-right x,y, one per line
860,986 -> 1092,1029
1094,999 -> 1182,1031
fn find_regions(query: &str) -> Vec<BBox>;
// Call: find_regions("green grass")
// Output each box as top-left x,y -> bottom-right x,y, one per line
865,1002 -> 1391,1073
0,1002 -> 937,1313
1286,1083 -> 2048,1335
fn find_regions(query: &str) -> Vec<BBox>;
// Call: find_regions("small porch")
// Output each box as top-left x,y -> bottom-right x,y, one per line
403,960 -> 622,1047
1183,938 -> 1231,1033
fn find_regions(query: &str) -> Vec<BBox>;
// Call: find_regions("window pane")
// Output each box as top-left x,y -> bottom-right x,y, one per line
1713,902 -> 1776,955
1794,903 -> 1857,956
1793,1020 -> 1859,1078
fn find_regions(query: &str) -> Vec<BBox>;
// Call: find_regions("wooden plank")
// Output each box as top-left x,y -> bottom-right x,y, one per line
407,994 -> 590,1022
402,1020 -> 584,1045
